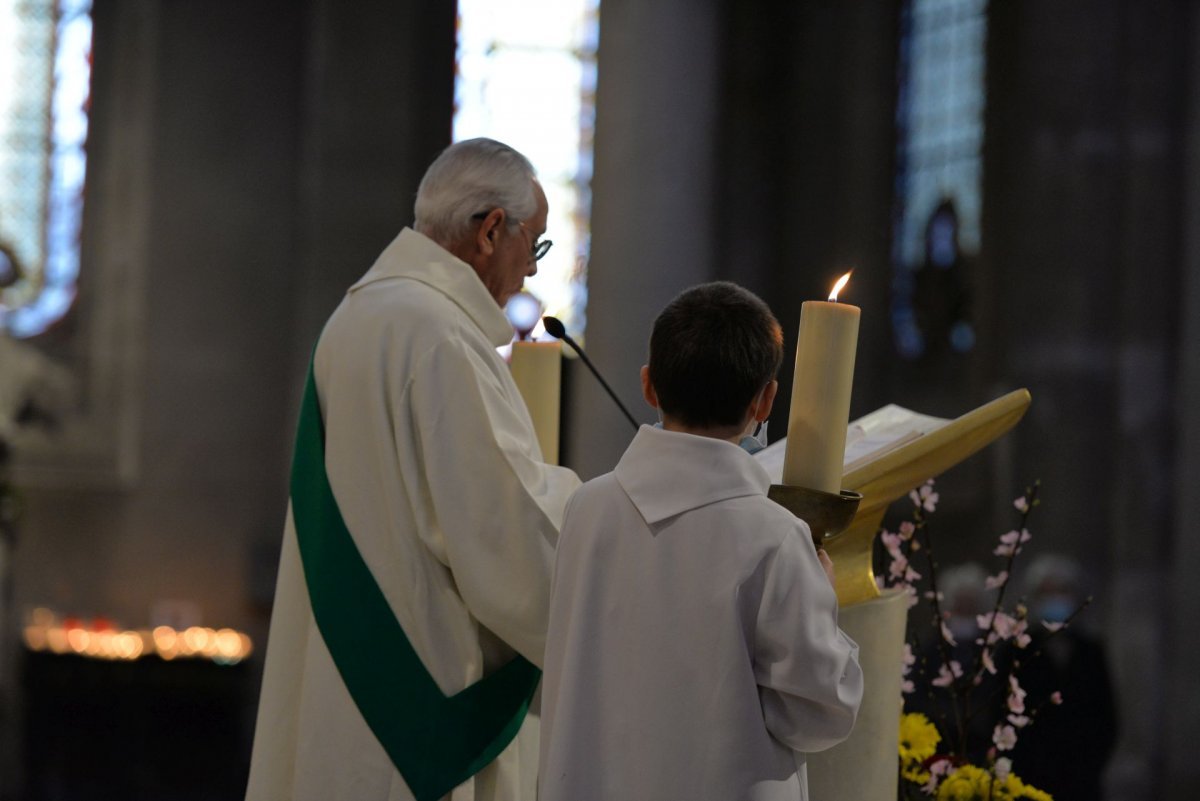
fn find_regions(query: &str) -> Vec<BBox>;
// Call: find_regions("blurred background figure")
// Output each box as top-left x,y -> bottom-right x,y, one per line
912,198 -> 974,359
941,561 -> 989,647
1011,554 -> 1118,801
907,562 -> 1002,763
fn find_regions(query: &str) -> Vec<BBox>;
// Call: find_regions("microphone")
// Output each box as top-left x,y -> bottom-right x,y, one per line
542,316 -> 640,431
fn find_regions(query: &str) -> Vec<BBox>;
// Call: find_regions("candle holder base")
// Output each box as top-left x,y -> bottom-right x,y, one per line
767,484 -> 863,550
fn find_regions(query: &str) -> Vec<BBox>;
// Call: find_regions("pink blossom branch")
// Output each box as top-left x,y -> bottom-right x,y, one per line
969,482 -> 1040,685
908,484 -> 976,756
963,596 -> 1091,728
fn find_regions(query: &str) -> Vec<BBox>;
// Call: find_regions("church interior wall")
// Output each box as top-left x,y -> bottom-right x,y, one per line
1170,3 -> 1200,786
2,0 -> 458,794
986,3 -> 1188,796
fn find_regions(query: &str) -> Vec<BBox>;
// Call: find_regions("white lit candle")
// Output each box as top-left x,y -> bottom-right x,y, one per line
510,340 -> 563,464
781,272 -> 860,492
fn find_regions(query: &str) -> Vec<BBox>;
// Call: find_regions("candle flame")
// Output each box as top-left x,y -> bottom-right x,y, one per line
828,271 -> 852,302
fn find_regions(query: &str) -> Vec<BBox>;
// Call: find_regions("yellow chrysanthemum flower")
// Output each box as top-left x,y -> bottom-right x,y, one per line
932,764 -> 1055,801
1003,773 -> 1054,801
898,712 -> 942,785
899,712 -> 941,766
936,764 -> 995,801
902,763 -> 932,785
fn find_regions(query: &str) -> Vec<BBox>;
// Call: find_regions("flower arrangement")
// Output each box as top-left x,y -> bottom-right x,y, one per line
879,480 -> 1089,800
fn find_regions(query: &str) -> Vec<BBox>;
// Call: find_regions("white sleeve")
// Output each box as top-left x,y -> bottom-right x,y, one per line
753,525 -> 864,753
407,337 -> 581,668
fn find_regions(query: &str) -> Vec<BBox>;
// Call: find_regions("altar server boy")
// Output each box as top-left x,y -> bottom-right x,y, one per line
539,281 -> 863,801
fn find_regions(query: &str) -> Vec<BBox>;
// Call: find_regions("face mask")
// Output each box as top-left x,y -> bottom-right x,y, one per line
1034,595 -> 1075,624
948,616 -> 978,641
739,420 -> 769,454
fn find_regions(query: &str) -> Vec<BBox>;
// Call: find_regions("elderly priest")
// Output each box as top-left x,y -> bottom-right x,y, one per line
245,138 -> 581,801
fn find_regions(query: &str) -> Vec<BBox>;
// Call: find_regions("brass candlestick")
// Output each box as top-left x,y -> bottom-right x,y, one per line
767,484 -> 863,550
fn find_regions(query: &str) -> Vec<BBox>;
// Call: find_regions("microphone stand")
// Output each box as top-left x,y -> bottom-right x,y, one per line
542,317 -> 640,432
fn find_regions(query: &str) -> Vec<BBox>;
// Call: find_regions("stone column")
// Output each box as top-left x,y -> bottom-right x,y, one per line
563,0 -> 721,479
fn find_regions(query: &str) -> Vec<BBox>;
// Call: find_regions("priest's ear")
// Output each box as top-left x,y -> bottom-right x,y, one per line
640,365 -> 660,409
474,207 -> 506,257
752,380 -> 778,422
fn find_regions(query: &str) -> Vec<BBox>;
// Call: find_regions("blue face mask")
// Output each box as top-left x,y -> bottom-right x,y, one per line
739,421 -> 769,454
1034,595 -> 1076,624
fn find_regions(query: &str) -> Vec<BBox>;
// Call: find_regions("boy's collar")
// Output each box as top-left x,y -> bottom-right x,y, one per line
615,425 -> 771,525
652,420 -> 768,455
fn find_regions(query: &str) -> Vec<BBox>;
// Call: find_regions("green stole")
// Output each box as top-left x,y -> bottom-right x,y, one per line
289,362 -> 542,801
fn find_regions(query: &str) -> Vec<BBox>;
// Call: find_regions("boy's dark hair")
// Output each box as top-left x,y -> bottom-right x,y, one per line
648,281 -> 784,428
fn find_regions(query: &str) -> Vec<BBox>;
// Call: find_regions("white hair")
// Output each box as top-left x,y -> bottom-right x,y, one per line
414,138 -> 538,246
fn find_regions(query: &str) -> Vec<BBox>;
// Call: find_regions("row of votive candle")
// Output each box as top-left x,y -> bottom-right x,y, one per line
23,609 -> 252,665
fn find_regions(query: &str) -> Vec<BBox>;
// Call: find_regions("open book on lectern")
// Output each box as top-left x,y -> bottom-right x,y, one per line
755,389 -> 1031,606
755,404 -> 950,484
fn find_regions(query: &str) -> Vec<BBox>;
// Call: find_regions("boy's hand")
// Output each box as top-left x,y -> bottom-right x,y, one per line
817,549 -> 836,589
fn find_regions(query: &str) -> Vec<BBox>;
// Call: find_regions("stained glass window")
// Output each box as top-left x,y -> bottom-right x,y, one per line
0,0 -> 92,338
891,0 -> 986,358
454,0 -> 599,341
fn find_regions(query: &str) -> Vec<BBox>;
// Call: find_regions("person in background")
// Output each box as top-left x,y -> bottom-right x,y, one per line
1011,554 -> 1118,801
906,562 -> 1006,763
